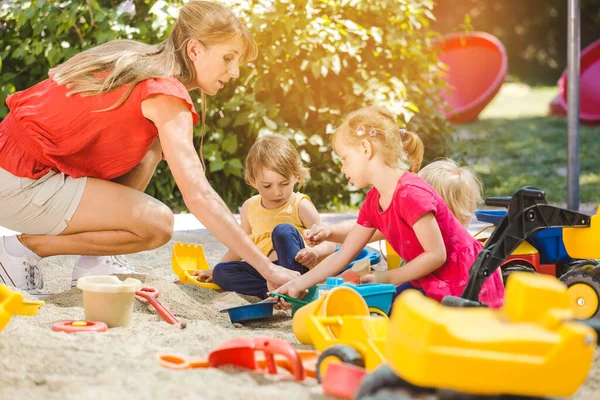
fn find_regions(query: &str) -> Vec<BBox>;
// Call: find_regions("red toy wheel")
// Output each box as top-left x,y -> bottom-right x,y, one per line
52,320 -> 108,333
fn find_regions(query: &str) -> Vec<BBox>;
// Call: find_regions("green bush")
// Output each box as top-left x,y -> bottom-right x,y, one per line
0,0 -> 450,212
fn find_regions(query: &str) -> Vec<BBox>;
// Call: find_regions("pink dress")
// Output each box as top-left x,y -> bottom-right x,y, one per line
357,172 -> 505,308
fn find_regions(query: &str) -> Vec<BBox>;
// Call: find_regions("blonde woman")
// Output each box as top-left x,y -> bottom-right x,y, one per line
0,1 -> 298,295
194,135 -> 336,298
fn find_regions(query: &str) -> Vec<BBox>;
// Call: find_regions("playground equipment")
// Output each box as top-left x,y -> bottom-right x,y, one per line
0,285 -> 44,332
556,38 -> 600,123
158,336 -> 318,380
356,272 -> 599,399
439,31 -> 508,123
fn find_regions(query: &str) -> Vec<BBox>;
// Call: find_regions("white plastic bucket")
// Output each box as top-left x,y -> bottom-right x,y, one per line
77,276 -> 142,328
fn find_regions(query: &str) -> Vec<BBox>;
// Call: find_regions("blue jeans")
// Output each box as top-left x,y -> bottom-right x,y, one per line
394,282 -> 425,301
212,224 -> 308,299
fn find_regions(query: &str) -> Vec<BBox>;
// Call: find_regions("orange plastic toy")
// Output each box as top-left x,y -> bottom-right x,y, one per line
158,336 -> 317,380
439,31 -> 507,123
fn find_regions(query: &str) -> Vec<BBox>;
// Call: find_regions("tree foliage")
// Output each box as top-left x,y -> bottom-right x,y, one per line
0,0 -> 450,211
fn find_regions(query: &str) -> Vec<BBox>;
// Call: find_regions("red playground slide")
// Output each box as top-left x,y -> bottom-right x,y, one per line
439,32 -> 508,124
555,39 -> 600,123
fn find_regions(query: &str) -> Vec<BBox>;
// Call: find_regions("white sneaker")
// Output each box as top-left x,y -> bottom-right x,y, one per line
0,238 -> 48,298
71,255 -> 143,287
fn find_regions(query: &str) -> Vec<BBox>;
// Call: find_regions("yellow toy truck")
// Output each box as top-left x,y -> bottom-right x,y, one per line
356,272 -> 600,399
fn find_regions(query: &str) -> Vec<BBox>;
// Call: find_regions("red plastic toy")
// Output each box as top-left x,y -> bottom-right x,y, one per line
322,362 -> 368,399
158,336 -> 317,380
557,39 -> 600,123
52,320 -> 108,333
135,287 -> 180,326
438,31 -> 508,123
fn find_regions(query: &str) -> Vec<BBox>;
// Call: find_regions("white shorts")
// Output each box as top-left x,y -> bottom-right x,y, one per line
0,167 -> 87,235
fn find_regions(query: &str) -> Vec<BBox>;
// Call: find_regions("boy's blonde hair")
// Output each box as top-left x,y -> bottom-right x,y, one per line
332,106 -> 424,172
418,159 -> 483,226
245,135 -> 309,187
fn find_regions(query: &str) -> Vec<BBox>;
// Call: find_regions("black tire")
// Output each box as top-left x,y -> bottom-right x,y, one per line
501,262 -> 536,285
560,265 -> 600,319
558,258 -> 600,277
356,364 -> 435,399
315,344 -> 365,383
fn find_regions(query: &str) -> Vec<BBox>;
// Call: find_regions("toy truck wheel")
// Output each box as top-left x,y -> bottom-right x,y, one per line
356,364 -> 435,399
316,345 -> 365,383
560,266 -> 600,319
501,262 -> 536,285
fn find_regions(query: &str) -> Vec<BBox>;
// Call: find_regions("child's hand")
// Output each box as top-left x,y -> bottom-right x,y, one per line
295,248 -> 319,269
360,271 -> 389,284
192,269 -> 213,283
269,281 -> 304,311
302,225 -> 330,246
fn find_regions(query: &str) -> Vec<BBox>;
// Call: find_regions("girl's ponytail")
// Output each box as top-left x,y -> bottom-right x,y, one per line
401,130 -> 424,172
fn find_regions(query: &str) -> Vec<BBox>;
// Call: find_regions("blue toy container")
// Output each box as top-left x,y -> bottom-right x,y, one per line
317,277 -> 396,314
220,302 -> 274,323
528,228 -> 570,264
339,247 -> 382,272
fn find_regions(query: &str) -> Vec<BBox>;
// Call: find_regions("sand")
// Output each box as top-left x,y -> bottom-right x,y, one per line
1,228 -> 599,400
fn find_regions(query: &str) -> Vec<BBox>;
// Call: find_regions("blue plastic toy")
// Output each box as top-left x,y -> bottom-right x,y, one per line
220,301 -> 275,323
339,247 -> 381,272
317,277 -> 396,314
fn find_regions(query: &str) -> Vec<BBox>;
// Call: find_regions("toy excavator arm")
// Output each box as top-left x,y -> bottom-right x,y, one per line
447,187 -> 591,305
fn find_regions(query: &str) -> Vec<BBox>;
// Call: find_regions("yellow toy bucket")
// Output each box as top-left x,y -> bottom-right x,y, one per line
292,286 -> 369,344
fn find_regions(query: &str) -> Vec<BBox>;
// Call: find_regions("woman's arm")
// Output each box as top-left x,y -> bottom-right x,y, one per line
142,95 -> 297,285
219,200 -> 251,262
275,223 -> 375,297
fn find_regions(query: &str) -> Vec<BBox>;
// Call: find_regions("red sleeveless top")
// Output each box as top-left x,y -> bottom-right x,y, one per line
0,76 -> 199,180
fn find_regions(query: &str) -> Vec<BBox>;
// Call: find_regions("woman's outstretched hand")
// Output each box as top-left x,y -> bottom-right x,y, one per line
269,280 -> 305,311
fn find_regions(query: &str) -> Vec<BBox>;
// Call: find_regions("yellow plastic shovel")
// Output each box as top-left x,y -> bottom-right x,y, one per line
1,285 -> 44,332
171,242 -> 221,290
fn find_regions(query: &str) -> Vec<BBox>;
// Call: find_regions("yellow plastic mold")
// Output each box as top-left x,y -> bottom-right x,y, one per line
387,272 -> 596,398
171,242 -> 221,290
1,285 -> 44,332
563,206 -> 600,259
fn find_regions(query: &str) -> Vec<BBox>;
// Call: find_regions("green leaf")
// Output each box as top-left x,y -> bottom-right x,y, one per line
224,158 -> 243,177
262,116 -> 277,130
222,134 -> 238,154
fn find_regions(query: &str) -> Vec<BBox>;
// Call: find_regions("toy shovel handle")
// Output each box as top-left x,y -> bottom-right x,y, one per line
268,292 -> 308,306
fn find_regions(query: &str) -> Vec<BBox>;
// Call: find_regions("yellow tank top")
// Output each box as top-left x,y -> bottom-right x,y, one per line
247,192 -> 311,256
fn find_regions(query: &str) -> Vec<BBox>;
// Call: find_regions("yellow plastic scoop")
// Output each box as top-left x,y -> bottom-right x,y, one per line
1,285 -> 44,332
563,206 -> 600,259
171,242 -> 221,290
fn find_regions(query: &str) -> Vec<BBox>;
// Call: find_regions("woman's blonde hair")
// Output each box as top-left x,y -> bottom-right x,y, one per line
418,159 -> 483,227
332,106 -> 424,172
245,135 -> 309,188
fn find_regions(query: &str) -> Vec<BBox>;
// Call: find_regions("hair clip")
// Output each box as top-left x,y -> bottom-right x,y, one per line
369,127 -> 377,137
356,125 -> 366,136
399,128 -> 406,136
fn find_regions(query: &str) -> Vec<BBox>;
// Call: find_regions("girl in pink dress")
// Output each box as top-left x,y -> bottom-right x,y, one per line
274,106 -> 505,307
